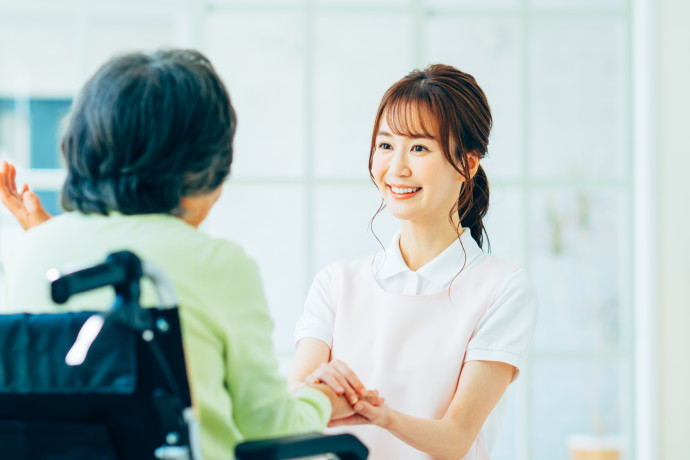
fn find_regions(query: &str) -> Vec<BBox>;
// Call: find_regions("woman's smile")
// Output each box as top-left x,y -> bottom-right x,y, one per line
388,184 -> 422,199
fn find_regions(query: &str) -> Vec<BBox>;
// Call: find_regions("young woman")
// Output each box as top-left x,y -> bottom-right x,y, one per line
289,64 -> 538,460
0,49 -> 380,459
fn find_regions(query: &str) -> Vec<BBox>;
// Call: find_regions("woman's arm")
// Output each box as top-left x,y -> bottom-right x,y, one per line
0,160 -> 51,230
288,337 -> 331,391
330,360 -> 515,460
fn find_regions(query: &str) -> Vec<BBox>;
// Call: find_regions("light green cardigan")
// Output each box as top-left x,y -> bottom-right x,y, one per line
3,212 -> 331,460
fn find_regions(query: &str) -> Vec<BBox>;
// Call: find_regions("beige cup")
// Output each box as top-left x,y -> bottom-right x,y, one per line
568,435 -> 623,460
571,451 -> 620,460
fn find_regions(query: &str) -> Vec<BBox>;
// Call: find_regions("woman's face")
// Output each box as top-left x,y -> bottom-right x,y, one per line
371,115 -> 466,225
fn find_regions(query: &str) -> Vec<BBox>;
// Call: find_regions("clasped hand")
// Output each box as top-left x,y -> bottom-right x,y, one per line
306,360 -> 391,429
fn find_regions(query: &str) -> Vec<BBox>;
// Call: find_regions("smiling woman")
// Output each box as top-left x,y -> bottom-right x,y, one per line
371,116 -> 479,243
289,64 -> 538,460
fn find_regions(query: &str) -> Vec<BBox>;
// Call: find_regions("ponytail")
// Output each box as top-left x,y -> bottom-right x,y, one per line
459,165 -> 489,250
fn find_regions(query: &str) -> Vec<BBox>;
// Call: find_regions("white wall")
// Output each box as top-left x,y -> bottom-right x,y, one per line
658,0 -> 690,457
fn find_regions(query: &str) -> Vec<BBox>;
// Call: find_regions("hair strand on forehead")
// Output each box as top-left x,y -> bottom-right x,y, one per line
383,96 -> 439,140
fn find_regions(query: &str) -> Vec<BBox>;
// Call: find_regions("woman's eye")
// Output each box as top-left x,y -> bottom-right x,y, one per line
379,142 -> 392,150
412,145 -> 428,152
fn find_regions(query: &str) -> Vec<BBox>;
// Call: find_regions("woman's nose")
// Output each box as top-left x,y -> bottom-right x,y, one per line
389,150 -> 411,177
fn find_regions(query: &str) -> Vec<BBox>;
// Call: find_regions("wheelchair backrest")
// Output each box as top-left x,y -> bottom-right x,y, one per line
0,251 -> 194,460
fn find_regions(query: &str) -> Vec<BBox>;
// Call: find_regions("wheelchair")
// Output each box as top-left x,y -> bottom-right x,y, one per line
0,251 -> 368,460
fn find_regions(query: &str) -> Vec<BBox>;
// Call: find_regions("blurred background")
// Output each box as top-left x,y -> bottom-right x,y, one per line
0,0 -> 687,459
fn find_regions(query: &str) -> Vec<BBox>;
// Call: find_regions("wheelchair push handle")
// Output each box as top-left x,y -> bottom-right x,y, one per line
49,251 -> 178,310
49,251 -> 144,305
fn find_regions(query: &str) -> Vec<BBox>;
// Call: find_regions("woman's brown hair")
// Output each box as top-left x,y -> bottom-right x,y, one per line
368,64 -> 492,249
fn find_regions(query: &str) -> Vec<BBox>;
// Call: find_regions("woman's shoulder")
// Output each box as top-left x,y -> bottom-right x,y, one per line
319,254 -> 376,278
474,253 -> 525,280
465,254 -> 536,300
308,254 -> 378,295
477,255 -> 537,304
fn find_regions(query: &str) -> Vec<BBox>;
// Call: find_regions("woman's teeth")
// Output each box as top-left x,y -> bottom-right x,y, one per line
390,186 -> 421,194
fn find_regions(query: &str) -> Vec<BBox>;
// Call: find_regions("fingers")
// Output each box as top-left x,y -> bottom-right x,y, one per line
0,161 -> 22,213
9,162 -> 18,195
360,389 -> 385,406
330,360 -> 367,396
0,161 -> 13,198
0,161 -> 19,200
307,360 -> 386,408
310,363 -> 360,405
326,359 -> 367,405
330,400 -> 387,428
352,400 -> 386,425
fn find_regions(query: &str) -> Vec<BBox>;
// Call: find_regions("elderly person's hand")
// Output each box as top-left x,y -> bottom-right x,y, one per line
0,161 -> 51,230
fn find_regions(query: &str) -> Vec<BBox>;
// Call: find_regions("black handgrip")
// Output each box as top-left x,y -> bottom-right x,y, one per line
50,251 -> 143,304
235,432 -> 368,460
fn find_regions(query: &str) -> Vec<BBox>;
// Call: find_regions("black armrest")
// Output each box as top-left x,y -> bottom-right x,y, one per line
235,432 -> 368,460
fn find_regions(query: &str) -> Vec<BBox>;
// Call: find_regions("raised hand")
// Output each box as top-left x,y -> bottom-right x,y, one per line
0,160 -> 52,230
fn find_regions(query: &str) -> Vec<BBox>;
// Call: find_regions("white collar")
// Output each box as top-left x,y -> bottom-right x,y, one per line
376,228 -> 484,288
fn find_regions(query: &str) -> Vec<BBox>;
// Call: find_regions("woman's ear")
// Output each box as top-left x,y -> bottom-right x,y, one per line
180,184 -> 224,228
467,152 -> 481,179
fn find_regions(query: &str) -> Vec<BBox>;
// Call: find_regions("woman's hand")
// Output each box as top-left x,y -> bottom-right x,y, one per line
328,400 -> 392,428
0,160 -> 52,230
305,359 -> 383,406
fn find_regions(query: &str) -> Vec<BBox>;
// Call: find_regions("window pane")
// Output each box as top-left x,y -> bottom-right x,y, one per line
29,99 -> 71,169
203,10 -> 307,178
531,360 -> 626,460
485,186 -> 526,267
530,188 -> 629,352
0,12 -> 80,96
0,98 -> 70,169
313,12 -> 413,178
0,99 -> 29,166
528,18 -> 629,180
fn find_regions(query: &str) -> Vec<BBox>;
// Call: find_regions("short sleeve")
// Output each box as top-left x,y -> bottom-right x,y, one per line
465,268 -> 538,381
293,265 -> 336,349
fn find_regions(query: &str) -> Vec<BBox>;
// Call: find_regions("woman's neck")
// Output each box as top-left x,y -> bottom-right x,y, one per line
399,219 -> 463,271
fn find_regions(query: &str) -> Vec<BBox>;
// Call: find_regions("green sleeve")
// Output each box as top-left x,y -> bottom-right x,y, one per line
217,250 -> 332,440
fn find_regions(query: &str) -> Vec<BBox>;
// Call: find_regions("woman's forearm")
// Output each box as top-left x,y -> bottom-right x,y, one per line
382,409 -> 473,460
289,338 -> 331,390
